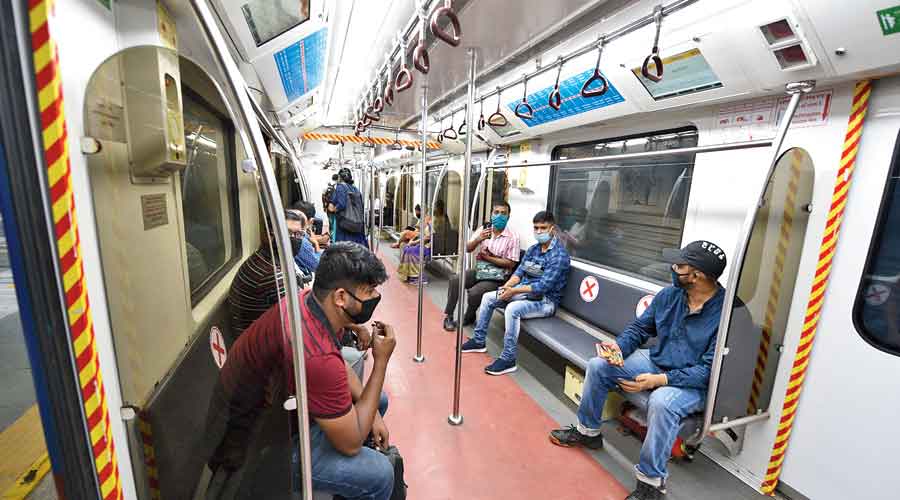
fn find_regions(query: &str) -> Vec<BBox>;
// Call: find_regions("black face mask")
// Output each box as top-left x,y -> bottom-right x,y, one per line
671,267 -> 692,289
342,289 -> 381,324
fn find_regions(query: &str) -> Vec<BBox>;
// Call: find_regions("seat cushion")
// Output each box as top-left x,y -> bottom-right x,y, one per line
519,316 -> 602,371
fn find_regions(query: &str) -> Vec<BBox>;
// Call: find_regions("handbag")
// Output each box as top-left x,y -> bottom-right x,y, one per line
475,260 -> 506,281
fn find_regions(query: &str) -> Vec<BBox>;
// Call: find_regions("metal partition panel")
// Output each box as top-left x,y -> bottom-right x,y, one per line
711,148 -> 815,423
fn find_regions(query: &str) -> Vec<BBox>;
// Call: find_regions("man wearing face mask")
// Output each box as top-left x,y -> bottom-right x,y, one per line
442,201 -> 520,331
207,242 -> 397,500
462,211 -> 570,376
549,240 -> 727,500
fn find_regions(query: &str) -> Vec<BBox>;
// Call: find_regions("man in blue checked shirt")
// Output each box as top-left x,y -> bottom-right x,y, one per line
285,210 -> 321,275
549,240 -> 727,500
462,211 -> 570,376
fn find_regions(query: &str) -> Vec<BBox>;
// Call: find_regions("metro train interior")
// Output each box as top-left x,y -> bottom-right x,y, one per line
0,1 -> 899,499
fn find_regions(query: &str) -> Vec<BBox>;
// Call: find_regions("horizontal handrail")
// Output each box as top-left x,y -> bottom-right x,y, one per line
484,139 -> 774,170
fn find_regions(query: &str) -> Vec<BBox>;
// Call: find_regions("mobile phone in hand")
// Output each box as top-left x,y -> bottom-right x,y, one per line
483,222 -> 491,230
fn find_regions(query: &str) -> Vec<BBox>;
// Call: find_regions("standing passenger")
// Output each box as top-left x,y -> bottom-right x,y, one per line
329,168 -> 368,247
549,241 -> 727,500
443,201 -> 520,331
461,211 -> 570,375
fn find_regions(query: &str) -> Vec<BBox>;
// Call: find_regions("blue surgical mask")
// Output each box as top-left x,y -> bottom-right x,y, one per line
535,231 -> 552,244
491,213 -> 509,230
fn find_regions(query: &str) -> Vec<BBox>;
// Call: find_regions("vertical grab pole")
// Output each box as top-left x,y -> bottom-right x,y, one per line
702,81 -> 815,436
189,1 -> 313,498
449,48 -> 477,426
370,161 -> 377,250
414,83 -> 429,363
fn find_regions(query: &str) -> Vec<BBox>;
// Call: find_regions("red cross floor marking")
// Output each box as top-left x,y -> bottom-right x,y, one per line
582,280 -> 597,299
212,336 -> 226,365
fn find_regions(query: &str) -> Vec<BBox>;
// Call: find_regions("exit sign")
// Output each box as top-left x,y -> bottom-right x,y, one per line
878,5 -> 900,35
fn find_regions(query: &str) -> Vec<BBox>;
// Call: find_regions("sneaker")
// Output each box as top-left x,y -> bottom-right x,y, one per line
460,338 -> 487,353
443,317 -> 458,332
625,480 -> 666,500
484,358 -> 517,375
548,425 -> 604,450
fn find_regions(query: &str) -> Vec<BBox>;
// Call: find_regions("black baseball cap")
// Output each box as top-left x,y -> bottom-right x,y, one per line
662,240 -> 727,279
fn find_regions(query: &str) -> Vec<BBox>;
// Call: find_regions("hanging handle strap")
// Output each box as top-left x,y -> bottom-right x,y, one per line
488,87 -> 508,127
478,99 -> 486,131
581,36 -> 609,98
430,0 -> 461,47
414,6 -> 431,74
514,75 -> 534,120
395,36 -> 414,92
640,6 -> 664,82
548,56 -> 564,111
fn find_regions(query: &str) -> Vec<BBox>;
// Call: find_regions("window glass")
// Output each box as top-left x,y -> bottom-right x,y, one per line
181,89 -> 239,299
551,128 -> 697,283
241,0 -> 311,47
855,132 -> 900,355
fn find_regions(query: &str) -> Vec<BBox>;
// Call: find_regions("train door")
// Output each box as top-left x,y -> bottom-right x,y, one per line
432,170 -> 462,256
384,175 -> 397,229
395,173 -> 414,232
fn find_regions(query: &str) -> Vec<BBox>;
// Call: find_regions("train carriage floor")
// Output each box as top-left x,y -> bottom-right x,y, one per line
375,243 -> 770,500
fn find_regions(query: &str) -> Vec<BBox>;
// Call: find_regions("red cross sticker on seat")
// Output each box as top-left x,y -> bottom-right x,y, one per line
580,276 -> 599,303
636,294 -> 655,318
210,326 -> 227,369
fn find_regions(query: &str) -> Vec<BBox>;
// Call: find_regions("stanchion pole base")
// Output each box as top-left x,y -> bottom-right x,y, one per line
448,414 -> 464,426
413,355 -> 426,363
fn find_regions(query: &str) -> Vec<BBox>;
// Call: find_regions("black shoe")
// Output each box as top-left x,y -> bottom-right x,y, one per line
625,480 -> 666,500
443,316 -> 457,332
548,425 -> 604,450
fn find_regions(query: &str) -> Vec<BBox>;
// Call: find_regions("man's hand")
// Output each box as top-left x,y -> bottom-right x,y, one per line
350,324 -> 372,350
371,414 -> 390,450
371,322 -> 396,364
597,342 -> 624,367
618,373 -> 667,393
498,287 -> 517,301
479,228 -> 492,241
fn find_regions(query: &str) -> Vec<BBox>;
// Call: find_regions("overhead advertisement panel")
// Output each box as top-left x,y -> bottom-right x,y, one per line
631,48 -> 722,100
505,69 -> 625,128
274,27 -> 327,102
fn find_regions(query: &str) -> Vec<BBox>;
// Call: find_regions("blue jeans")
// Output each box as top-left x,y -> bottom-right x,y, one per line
295,393 -> 393,500
471,293 -> 556,362
577,350 -> 705,481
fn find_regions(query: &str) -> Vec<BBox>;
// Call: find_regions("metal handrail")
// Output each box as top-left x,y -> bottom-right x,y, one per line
414,81 -> 429,364
701,81 -> 815,436
483,139 -> 775,170
188,1 -> 312,499
449,49 -> 477,426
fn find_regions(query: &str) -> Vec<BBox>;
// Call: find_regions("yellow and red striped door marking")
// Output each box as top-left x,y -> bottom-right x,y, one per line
760,80 -> 872,495
302,132 -> 442,150
28,0 -> 122,498
747,150 -> 803,413
137,413 -> 160,500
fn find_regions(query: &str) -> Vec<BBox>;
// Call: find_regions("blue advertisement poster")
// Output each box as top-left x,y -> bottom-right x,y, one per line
506,69 -> 625,127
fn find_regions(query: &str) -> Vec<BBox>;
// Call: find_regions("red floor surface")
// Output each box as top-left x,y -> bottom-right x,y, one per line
373,256 -> 628,500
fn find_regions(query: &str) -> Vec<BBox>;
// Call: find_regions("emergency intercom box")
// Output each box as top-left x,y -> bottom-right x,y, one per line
121,46 -> 186,180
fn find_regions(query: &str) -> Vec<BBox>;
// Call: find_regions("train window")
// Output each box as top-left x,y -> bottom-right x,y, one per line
181,88 -> 240,301
854,131 -> 900,355
550,127 -> 698,283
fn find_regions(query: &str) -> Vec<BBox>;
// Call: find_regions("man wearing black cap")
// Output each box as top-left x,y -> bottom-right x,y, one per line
549,240 -> 727,500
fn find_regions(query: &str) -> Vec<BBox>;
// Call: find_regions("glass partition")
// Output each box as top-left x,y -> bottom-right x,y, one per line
432,171 -> 462,256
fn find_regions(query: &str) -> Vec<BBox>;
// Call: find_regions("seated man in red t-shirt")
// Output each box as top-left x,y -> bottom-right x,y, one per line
207,242 -> 396,500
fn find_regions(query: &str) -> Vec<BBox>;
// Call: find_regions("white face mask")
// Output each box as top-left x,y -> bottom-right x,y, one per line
535,231 -> 552,244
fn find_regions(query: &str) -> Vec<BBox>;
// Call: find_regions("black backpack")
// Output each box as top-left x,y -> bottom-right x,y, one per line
337,188 -> 366,234
381,445 -> 407,500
